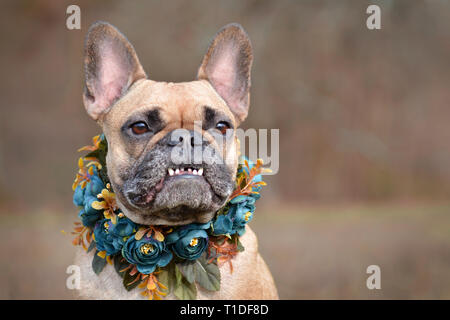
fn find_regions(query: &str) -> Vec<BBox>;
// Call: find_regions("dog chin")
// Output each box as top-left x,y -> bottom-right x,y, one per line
119,176 -> 225,226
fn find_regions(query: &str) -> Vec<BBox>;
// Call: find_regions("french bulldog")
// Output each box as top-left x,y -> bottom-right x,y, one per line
75,21 -> 278,300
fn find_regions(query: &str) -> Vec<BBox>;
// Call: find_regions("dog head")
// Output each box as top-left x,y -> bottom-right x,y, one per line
82,21 -> 253,226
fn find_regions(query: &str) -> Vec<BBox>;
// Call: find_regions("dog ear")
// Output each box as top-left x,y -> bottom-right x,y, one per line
197,23 -> 253,123
83,21 -> 146,121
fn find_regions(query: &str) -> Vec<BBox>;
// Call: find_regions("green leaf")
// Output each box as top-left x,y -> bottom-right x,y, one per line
98,164 -> 109,186
157,268 -> 170,295
194,255 -> 221,291
123,269 -> 141,291
177,260 -> 196,284
85,149 -> 100,160
113,255 -> 130,279
86,139 -> 108,164
175,263 -> 184,287
85,138 -> 109,184
216,204 -> 230,216
92,250 -> 107,275
158,269 -> 169,287
235,236 -> 245,252
87,240 -> 96,253
173,273 -> 197,300
164,262 -> 179,296
167,263 -> 197,300
176,254 -> 221,292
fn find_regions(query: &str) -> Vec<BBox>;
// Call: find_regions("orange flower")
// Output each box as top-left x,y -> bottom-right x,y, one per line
120,266 -> 168,300
138,271 -> 168,300
208,236 -> 240,273
72,157 -> 101,190
229,158 -> 266,200
135,226 -> 165,242
70,221 -> 93,251
78,135 -> 102,152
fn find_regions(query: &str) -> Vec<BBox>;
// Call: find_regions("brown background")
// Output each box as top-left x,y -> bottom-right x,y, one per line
0,0 -> 450,299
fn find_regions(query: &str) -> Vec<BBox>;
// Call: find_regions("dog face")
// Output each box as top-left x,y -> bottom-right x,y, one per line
82,22 -> 253,226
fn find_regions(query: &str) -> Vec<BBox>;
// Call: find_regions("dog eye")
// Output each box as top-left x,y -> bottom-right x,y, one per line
130,121 -> 150,135
216,121 -> 230,135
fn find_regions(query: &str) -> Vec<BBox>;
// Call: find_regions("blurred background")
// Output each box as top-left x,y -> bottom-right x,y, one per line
1,0 -> 450,299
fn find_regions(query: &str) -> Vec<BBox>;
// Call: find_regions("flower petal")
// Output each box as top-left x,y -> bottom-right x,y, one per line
91,201 -> 106,210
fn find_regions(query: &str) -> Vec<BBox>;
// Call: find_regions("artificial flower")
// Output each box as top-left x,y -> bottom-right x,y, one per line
94,219 -> 121,256
166,223 -> 210,260
78,208 -> 101,229
122,235 -> 173,274
91,185 -> 118,223
109,215 -> 137,251
71,134 -> 268,299
78,134 -> 103,152
229,195 -> 256,236
73,185 -> 85,207
73,175 -> 105,228
72,157 -> 101,190
212,214 -> 234,236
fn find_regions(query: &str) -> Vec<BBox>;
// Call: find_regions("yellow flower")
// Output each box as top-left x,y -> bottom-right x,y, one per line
189,238 -> 199,247
92,186 -> 118,223
140,243 -> 154,255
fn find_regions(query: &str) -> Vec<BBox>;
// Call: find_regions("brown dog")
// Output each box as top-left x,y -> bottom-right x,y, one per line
75,21 -> 278,300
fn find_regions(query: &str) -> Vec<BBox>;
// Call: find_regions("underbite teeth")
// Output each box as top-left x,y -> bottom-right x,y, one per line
168,167 -> 204,176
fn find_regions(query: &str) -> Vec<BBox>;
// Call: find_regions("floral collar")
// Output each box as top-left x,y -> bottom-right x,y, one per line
71,134 -> 266,300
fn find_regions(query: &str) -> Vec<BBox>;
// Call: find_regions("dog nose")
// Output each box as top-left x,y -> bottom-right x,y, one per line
167,130 -> 202,147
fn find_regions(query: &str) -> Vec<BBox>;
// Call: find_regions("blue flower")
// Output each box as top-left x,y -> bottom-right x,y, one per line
84,175 -> 105,198
223,196 -> 256,236
166,223 -> 210,260
78,208 -> 100,229
109,216 -> 137,251
93,216 -> 137,255
122,236 -> 173,274
80,195 -> 103,228
211,196 -> 256,237
73,172 -> 105,206
231,202 -> 255,236
73,173 -> 105,228
212,214 -> 234,235
73,185 -> 85,207
94,219 -> 120,255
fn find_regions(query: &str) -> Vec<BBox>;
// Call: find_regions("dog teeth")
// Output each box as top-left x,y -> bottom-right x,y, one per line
168,167 -> 204,176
